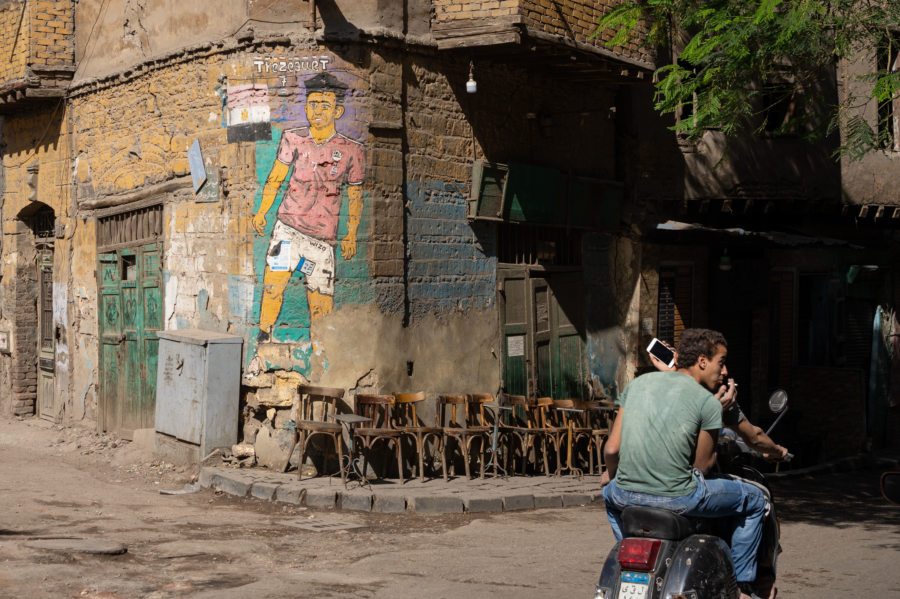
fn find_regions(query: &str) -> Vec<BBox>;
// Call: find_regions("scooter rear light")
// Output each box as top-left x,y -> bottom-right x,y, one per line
617,538 -> 662,571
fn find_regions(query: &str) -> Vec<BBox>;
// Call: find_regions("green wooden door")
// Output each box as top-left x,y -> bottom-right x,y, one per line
532,277 -> 553,397
99,252 -> 123,433
140,245 -> 162,422
549,271 -> 586,399
37,248 -> 58,421
121,248 -> 142,430
98,244 -> 161,435
499,269 -> 529,396
499,269 -> 586,399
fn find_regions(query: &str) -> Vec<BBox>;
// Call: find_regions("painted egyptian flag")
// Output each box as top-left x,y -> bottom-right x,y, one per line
226,84 -> 272,143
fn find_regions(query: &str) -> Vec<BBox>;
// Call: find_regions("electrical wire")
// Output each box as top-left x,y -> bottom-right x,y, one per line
73,0 -> 111,79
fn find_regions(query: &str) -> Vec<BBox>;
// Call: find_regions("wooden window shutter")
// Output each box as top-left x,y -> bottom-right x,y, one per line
658,265 -> 693,346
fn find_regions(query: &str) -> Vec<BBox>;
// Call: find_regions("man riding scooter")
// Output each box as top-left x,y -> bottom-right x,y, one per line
601,328 -> 781,599
647,339 -> 789,465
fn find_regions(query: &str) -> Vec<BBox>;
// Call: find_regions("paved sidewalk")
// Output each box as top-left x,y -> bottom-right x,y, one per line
199,448 -> 900,515
199,466 -> 605,514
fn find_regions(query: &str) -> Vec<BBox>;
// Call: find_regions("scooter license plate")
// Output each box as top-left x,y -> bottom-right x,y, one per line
617,571 -> 651,599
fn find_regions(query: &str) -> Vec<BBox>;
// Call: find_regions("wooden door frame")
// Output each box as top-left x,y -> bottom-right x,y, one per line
36,242 -> 58,422
95,203 -> 164,435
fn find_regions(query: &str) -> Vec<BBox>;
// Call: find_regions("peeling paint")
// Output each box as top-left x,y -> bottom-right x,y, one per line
164,270 -> 178,327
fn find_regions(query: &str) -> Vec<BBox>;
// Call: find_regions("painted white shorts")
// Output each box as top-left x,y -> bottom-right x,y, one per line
265,220 -> 335,296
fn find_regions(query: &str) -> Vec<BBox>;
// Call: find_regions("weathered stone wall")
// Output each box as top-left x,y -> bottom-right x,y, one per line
9,224 -> 37,416
584,233 -> 642,399
0,0 -> 74,84
839,53 -> 900,207
55,25 -> 637,454
1,0 -> 652,453
432,0 -> 654,65
63,38 -> 509,436
0,0 -> 29,82
0,104 -> 73,418
73,0 -> 249,82
433,0 -> 520,20
682,130 -> 840,205
519,0 -> 652,64
29,0 -> 74,69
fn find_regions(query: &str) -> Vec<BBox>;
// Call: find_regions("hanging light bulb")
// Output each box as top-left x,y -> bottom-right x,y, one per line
466,60 -> 477,94
719,249 -> 732,271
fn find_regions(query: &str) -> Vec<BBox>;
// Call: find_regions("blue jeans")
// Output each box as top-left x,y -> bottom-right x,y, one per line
602,470 -> 766,583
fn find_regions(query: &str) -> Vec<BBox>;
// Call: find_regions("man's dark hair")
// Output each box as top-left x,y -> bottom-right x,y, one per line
303,71 -> 348,104
675,328 -> 727,369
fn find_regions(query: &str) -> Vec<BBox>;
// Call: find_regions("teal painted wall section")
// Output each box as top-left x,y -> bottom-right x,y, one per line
406,180 -> 496,321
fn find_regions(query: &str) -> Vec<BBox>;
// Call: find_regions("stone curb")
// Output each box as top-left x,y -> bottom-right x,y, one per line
464,496 -> 503,513
200,467 -> 605,514
202,452 -> 900,514
373,494 -> 407,513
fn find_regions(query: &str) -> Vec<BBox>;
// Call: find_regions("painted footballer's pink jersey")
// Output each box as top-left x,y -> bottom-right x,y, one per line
275,127 -> 365,243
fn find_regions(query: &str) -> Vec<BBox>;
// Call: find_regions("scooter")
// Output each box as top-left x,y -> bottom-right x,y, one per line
594,390 -> 792,599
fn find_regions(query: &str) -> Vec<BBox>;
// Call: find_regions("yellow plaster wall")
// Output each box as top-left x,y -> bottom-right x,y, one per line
69,217 -> 99,420
1,104 -> 71,219
71,58 -> 228,196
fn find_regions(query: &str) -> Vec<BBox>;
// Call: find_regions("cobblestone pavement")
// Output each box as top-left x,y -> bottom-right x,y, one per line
200,466 -> 605,513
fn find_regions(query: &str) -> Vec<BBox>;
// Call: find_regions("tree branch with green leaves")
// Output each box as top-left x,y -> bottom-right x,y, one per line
594,0 -> 900,159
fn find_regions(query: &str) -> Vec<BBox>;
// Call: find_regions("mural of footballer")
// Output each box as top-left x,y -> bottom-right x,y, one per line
251,71 -> 365,343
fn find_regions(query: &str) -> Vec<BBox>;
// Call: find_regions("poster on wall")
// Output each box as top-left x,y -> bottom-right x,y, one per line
269,241 -> 292,272
507,335 -> 525,357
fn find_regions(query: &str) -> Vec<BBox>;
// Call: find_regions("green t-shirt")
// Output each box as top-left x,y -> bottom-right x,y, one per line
614,371 -> 722,497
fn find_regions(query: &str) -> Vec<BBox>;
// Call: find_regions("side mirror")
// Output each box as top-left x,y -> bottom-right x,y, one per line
764,389 -> 789,436
882,472 -> 900,506
768,389 -> 788,413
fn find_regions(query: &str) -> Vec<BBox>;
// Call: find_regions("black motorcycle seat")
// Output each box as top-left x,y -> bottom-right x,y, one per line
621,505 -> 703,540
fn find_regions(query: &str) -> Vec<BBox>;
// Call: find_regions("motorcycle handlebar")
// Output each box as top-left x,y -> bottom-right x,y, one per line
731,439 -> 792,463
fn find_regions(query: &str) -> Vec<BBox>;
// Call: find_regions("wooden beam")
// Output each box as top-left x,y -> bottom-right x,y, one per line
435,31 -> 520,50
24,87 -> 65,99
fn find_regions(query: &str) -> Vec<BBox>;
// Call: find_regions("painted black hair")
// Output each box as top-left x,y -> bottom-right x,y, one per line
303,71 -> 348,103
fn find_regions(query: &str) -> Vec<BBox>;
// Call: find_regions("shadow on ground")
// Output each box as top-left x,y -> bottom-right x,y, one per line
771,468 -> 900,529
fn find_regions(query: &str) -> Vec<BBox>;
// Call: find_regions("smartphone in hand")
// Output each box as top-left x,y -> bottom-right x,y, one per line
646,338 -> 676,368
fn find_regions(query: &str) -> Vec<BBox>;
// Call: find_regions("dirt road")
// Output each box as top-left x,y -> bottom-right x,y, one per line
0,417 -> 896,598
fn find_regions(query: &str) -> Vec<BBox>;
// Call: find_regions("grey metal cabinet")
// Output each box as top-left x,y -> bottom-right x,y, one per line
155,329 -> 242,461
